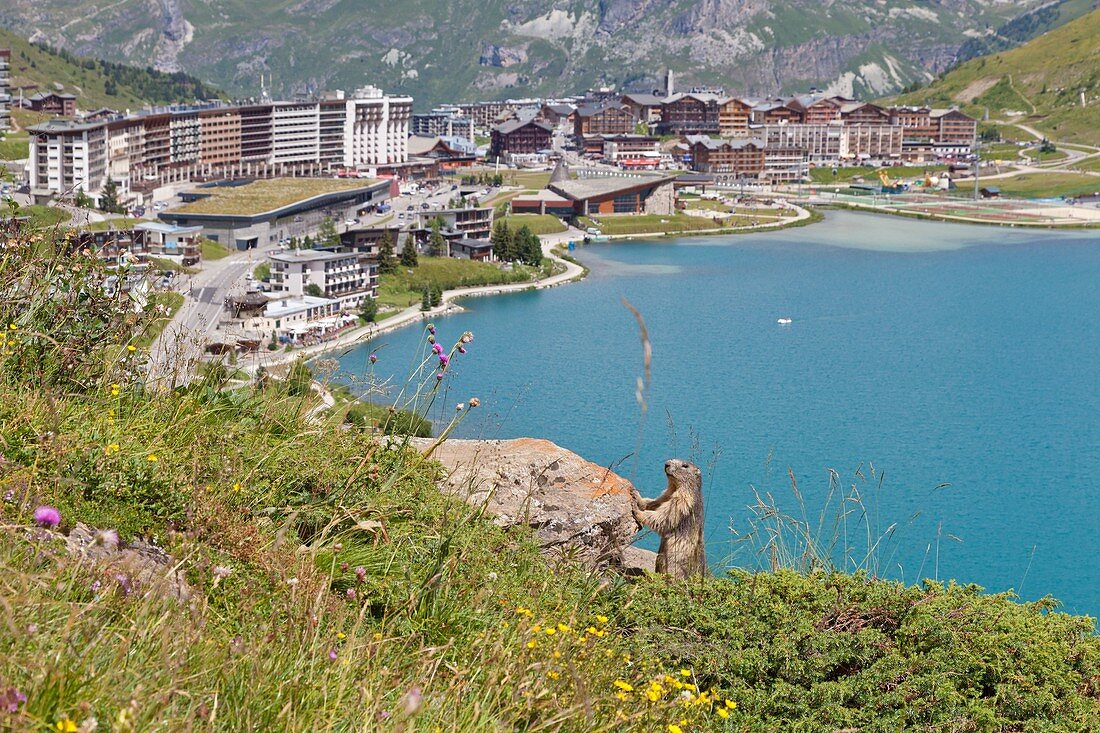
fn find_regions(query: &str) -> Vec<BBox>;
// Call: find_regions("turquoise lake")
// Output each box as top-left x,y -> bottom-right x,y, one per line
332,211 -> 1100,617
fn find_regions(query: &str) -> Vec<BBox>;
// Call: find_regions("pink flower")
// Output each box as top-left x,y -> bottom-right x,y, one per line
438,354 -> 449,367
458,346 -> 467,354
346,588 -> 356,599
428,324 -> 436,335
33,505 -> 61,528
355,566 -> 366,583
436,372 -> 444,381
369,354 -> 378,364
328,649 -> 338,661
432,343 -> 444,355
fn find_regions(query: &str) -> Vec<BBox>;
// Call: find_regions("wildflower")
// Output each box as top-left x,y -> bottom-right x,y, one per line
432,343 -> 444,356
110,383 -> 120,396
328,649 -> 338,661
526,639 -> 538,649
127,345 -> 136,352
372,632 -> 382,641
233,483 -> 242,492
427,334 -> 436,344
7,324 -> 16,331
646,687 -> 662,702
596,614 -> 609,624
146,454 -> 158,462
355,566 -> 366,583
557,623 -> 571,633
544,627 -> 556,635
717,708 -> 730,719
91,580 -> 101,592
468,397 -> 480,408
287,577 -> 299,587
547,671 -> 560,680
680,669 -> 691,677
337,632 -> 346,640
552,650 -> 562,659
369,353 -> 378,364
725,699 -> 736,709
485,570 -> 496,580
668,725 -> 683,733
438,354 -> 449,368
615,691 -> 629,702
56,718 -> 78,732
436,372 -> 444,381
94,529 -> 120,550
403,687 -> 422,715
346,588 -> 356,599
460,332 -> 473,343
428,324 -> 436,335
613,680 -> 633,692
458,345 -> 467,354
514,606 -> 533,617
1,686 -> 26,713
34,505 -> 61,528
212,566 -> 232,578
105,443 -> 120,455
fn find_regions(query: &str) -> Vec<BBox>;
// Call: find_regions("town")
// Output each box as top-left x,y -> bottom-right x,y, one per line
1,49 -> 1094,374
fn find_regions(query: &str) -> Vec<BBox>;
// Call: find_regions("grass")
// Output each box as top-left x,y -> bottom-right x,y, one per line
682,198 -> 733,213
174,178 -> 374,216
500,213 -> 568,235
81,217 -> 144,231
990,172 -> 1100,199
18,205 -> 72,228
577,213 -> 747,236
200,238 -> 232,260
809,165 -> 948,185
505,170 -> 552,189
135,291 -> 185,348
377,256 -> 537,309
148,257 -> 197,275
1,223 -> 1100,730
0,132 -> 30,161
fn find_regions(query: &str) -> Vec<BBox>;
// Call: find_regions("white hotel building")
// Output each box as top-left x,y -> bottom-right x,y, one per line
29,119 -> 109,197
343,86 -> 412,166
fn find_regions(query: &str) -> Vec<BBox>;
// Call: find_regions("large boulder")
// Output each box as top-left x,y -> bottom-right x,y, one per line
409,437 -> 653,570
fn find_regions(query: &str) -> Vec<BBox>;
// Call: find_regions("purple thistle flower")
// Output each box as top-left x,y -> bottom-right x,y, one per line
355,566 -> 366,583
436,372 -> 444,381
438,354 -> 449,367
346,588 -> 356,599
432,343 -> 444,355
427,324 -> 436,335
458,346 -> 467,354
33,505 -> 61,528
369,354 -> 378,364
328,649 -> 338,661
1,686 -> 26,714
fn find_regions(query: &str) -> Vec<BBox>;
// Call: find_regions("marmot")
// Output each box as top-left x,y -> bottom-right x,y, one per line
631,459 -> 707,578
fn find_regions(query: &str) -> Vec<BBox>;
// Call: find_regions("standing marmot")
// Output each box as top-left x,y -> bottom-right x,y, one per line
631,459 -> 707,578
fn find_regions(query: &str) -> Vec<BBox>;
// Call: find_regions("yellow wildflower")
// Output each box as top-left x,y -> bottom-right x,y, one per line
110,383 -> 120,395
336,632 -> 346,640
233,482 -> 242,492
680,669 -> 691,677
668,725 -> 684,733
372,632 -> 383,641
56,720 -> 78,733
596,614 -> 609,623
147,454 -> 158,462
530,624 -> 541,633
127,345 -> 137,352
552,650 -> 562,659
515,606 -> 533,617
646,687 -> 662,702
557,623 -> 571,633
717,708 -> 730,719
544,627 -> 556,635
526,639 -> 538,649
725,699 -> 736,709
105,443 -> 120,455
613,680 -> 633,692
547,671 -> 560,680
615,691 -> 629,702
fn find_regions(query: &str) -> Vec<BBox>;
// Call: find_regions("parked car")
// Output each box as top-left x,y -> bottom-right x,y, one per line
344,219 -> 357,226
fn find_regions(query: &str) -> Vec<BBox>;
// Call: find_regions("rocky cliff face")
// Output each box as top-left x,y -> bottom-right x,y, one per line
0,0 -> 1061,106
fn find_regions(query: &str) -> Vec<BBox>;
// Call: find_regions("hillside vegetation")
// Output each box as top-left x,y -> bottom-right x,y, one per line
892,8 -> 1100,145
1,216 -> 1099,730
0,26 -> 221,115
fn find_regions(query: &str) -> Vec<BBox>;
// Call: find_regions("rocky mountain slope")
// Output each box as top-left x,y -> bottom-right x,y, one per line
0,0 -> 1085,107
891,7 -> 1100,145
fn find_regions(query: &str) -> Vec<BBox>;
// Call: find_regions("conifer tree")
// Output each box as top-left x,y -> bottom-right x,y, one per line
491,219 -> 512,262
377,230 -> 397,274
400,239 -> 419,268
420,287 -> 432,311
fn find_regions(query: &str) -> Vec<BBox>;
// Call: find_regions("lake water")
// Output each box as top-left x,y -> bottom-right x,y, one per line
332,211 -> 1100,617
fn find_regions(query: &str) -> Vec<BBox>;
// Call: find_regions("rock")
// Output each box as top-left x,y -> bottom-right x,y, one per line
621,546 -> 658,576
409,438 -> 641,569
64,523 -> 191,601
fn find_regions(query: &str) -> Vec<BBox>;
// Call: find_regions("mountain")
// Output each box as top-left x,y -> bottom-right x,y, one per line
0,0 -> 1083,108
891,8 -> 1100,145
0,27 -> 221,112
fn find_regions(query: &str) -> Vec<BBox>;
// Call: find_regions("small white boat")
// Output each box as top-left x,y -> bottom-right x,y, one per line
777,317 -> 792,325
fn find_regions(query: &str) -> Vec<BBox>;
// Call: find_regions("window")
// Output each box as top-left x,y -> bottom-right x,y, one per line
613,193 -> 637,213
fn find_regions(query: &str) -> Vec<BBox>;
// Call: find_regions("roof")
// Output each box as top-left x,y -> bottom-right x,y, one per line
689,137 -> 765,150
27,118 -> 106,134
512,189 -> 572,203
134,221 -> 203,235
622,93 -> 665,106
543,103 -> 576,115
171,177 -> 381,217
264,295 -> 339,318
493,118 -> 553,134
839,102 -> 886,115
550,173 -> 676,201
575,101 -> 631,118
268,249 -> 357,264
549,159 -> 570,185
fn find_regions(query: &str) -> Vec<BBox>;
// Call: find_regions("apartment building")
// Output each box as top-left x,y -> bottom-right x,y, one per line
239,104 -> 274,162
932,108 -> 978,144
573,101 -> 636,137
797,96 -> 843,124
660,93 -> 721,135
751,101 -> 804,125
268,249 -> 372,308
0,49 -> 10,134
28,92 -> 78,117
28,118 -> 108,197
843,124 -> 903,161
621,94 -> 664,125
489,118 -> 552,160
318,97 -> 348,169
718,98 -> 752,137
687,137 -> 765,177
838,102 -> 890,126
759,124 -> 843,164
272,101 -> 320,163
169,111 -> 200,164
762,146 -> 806,183
412,106 -> 475,142
344,86 -> 412,167
198,108 -> 242,166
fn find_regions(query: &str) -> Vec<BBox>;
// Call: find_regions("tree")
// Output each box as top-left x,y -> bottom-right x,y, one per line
304,284 -> 323,298
428,217 -> 447,257
491,219 -> 513,262
420,287 -> 432,311
303,234 -> 314,249
430,284 -> 443,307
377,231 -> 397,274
99,177 -> 125,214
515,225 -> 542,266
359,296 -> 378,323
74,191 -> 95,209
400,239 -> 419,268
285,360 -> 312,396
318,217 -> 340,248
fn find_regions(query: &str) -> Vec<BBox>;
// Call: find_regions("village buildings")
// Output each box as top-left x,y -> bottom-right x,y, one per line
489,118 -> 552,161
0,49 -> 11,133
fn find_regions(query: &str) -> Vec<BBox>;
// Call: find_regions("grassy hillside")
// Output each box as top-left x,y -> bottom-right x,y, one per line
0,26 -> 221,116
891,8 -> 1100,145
1,216 -> 1100,730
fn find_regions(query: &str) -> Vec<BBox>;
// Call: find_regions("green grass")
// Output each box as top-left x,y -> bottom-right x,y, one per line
201,239 -> 232,260
81,217 -> 144,231
682,198 -> 733,213
809,165 -> 948,185
2,225 -> 1100,731
376,256 -> 537,309
0,132 -> 30,161
505,170 -> 552,189
500,213 -> 567,235
175,178 -> 374,216
148,257 -> 197,275
18,205 -> 72,228
1027,149 -> 1070,164
989,172 -> 1100,198
577,213 -> 746,236
1073,156 -> 1100,173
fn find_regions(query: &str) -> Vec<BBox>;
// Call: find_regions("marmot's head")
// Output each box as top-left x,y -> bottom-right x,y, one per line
664,459 -> 701,491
